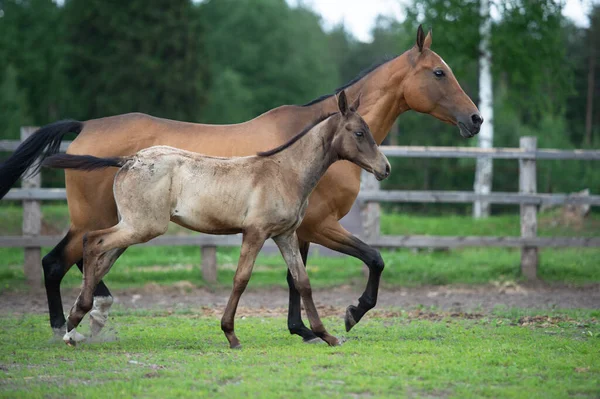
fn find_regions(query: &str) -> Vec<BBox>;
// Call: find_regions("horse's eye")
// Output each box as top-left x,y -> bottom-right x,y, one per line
434,70 -> 445,78
355,131 -> 364,137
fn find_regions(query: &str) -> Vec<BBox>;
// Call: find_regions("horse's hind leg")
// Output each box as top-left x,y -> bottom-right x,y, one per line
42,230 -> 82,335
286,240 -> 320,343
274,232 -> 339,347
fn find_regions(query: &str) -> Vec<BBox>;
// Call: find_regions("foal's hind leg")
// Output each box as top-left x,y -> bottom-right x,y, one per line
274,232 -> 339,346
42,228 -> 114,336
64,224 -> 148,345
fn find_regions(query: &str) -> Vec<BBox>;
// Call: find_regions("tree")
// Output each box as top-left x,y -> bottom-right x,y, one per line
473,0 -> 494,218
63,0 -> 208,121
198,0 -> 339,122
0,0 -> 68,125
0,65 -> 31,140
584,5 -> 599,146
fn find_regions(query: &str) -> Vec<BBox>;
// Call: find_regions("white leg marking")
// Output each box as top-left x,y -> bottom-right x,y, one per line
63,328 -> 86,343
90,296 -> 113,336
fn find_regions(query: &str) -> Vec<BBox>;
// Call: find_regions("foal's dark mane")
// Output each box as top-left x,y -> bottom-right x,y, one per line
301,57 -> 395,107
257,112 -> 338,157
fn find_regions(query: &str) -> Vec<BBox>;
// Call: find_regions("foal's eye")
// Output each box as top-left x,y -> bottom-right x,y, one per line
355,131 -> 364,137
434,70 -> 445,78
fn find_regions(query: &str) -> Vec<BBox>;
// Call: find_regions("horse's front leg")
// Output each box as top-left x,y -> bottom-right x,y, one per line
301,217 -> 384,332
221,230 -> 266,349
274,232 -> 339,346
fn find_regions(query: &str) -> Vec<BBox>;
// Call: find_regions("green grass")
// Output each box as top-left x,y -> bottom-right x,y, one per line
1,204 -> 599,291
0,309 -> 598,398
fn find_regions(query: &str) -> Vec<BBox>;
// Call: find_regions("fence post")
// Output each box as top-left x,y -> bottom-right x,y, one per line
21,127 -> 43,289
201,245 -> 217,284
519,136 -> 538,280
360,170 -> 381,267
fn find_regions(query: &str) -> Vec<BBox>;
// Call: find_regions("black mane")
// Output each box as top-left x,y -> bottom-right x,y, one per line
257,112 -> 338,157
301,56 -> 395,107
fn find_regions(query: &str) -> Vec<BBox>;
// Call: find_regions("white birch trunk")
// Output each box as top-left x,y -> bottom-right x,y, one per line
473,0 -> 494,218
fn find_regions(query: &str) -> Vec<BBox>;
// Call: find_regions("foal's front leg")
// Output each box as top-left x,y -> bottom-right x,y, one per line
221,230 -> 266,349
274,232 -> 339,346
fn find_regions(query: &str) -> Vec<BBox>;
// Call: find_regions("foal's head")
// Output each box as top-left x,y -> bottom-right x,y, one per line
332,91 -> 391,181
402,25 -> 483,138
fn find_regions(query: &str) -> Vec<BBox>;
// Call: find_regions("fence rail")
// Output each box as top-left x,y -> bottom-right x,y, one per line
4,140 -> 600,160
2,132 -> 599,287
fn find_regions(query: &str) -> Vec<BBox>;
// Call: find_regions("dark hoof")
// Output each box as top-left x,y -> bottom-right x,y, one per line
345,305 -> 358,332
230,343 -> 242,350
65,338 -> 76,347
303,337 -> 325,345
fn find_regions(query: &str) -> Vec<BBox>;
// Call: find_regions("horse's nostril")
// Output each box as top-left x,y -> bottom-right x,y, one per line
471,114 -> 483,126
385,164 -> 391,176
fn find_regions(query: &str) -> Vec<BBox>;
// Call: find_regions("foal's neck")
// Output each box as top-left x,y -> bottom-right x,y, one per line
310,52 -> 412,145
269,119 -> 339,201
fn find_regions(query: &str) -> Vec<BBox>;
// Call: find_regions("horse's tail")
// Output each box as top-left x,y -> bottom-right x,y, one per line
0,120 -> 83,198
43,154 -> 131,171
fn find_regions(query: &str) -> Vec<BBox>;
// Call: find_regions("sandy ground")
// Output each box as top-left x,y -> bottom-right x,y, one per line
1,283 -> 599,317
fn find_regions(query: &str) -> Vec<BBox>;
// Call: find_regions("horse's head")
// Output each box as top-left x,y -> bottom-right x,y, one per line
333,90 -> 391,181
402,25 -> 483,138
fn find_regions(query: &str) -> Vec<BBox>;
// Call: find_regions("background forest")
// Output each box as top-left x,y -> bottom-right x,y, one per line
0,0 -> 598,214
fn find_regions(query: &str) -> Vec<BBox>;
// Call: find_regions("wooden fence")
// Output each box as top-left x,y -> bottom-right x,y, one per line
1,130 -> 599,288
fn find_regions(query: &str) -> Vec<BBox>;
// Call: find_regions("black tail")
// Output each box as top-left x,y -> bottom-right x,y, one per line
0,120 -> 83,198
43,154 -> 129,171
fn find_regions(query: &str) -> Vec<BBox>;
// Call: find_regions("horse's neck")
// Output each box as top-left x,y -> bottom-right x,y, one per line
312,52 -> 412,145
270,121 -> 337,200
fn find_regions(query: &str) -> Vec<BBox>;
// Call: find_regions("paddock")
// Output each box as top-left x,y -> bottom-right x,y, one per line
1,135 -> 599,398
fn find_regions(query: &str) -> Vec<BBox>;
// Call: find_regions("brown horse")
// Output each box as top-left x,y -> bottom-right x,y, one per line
45,91 -> 390,348
0,26 -> 481,341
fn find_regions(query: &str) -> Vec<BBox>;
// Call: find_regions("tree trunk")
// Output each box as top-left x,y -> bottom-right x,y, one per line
473,0 -> 494,218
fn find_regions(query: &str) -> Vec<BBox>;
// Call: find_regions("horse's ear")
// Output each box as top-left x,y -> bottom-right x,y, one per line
337,90 -> 348,115
350,93 -> 361,112
423,28 -> 432,49
415,24 -> 425,52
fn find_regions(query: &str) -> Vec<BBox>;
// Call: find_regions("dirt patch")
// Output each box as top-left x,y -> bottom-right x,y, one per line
1,283 -> 599,317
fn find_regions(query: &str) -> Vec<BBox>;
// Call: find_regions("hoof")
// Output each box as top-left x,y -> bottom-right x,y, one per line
345,305 -> 358,332
303,337 -> 325,345
63,328 -> 86,347
230,343 -> 242,350
324,335 -> 341,347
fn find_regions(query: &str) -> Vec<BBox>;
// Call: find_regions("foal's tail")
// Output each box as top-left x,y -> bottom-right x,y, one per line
0,120 -> 83,198
43,154 -> 130,171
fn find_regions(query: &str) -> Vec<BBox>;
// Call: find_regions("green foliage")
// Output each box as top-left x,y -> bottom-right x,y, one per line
62,0 -> 207,121
198,0 -> 338,121
0,64 -> 31,140
0,311 -> 598,398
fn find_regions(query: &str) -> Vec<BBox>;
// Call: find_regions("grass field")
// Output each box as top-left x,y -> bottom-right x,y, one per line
1,204 -> 599,291
0,308 -> 598,398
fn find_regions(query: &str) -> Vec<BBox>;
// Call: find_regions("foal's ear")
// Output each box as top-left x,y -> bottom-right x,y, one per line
415,24 -> 425,52
350,93 -> 361,112
337,90 -> 348,115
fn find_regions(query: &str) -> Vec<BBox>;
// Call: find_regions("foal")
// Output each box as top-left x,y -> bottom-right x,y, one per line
44,90 -> 391,348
